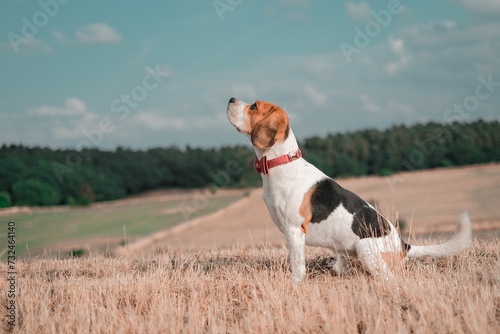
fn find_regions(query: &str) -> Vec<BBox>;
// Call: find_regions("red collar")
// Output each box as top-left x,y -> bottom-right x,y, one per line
254,150 -> 302,175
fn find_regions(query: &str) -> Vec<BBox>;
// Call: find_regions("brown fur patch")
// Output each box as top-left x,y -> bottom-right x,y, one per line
299,185 -> 316,233
246,101 -> 290,149
380,251 -> 406,272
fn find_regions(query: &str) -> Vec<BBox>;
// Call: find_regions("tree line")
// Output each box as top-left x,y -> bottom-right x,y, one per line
0,119 -> 498,207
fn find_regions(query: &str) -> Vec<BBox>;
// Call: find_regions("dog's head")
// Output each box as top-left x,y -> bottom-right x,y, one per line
227,97 -> 290,149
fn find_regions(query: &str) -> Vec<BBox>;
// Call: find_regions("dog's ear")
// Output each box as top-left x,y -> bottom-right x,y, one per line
251,109 -> 289,149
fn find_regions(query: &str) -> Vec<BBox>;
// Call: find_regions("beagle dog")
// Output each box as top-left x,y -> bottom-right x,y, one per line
227,97 -> 472,282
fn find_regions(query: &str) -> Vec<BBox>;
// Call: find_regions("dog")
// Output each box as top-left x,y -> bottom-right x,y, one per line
227,97 -> 472,282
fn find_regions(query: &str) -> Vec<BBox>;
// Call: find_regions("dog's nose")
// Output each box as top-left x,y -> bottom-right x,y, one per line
228,97 -> 236,104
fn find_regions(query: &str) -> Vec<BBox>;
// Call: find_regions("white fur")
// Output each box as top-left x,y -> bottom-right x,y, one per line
227,99 -> 251,136
227,98 -> 472,282
407,212 -> 472,258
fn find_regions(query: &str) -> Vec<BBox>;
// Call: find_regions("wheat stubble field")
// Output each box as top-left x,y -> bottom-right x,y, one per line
1,164 -> 499,333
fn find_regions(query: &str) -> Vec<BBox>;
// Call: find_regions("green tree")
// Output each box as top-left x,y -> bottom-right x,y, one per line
12,179 -> 60,206
333,154 -> 367,177
0,191 -> 11,208
77,183 -> 95,206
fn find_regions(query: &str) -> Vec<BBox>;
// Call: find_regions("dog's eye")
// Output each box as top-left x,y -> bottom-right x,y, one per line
249,103 -> 257,111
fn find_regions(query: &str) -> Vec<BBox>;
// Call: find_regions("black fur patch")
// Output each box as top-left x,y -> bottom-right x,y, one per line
309,178 -> 391,239
402,240 -> 411,252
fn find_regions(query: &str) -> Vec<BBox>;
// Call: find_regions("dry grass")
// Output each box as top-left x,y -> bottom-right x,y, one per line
1,238 -> 499,333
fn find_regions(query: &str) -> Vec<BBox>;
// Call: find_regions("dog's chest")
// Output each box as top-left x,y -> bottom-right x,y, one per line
260,160 -> 327,232
261,175 -> 314,233
262,190 -> 291,234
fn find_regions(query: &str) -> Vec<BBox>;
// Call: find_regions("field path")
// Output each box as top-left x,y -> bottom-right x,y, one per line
120,163 -> 500,254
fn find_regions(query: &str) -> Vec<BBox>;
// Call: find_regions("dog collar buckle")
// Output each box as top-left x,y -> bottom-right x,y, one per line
288,150 -> 301,160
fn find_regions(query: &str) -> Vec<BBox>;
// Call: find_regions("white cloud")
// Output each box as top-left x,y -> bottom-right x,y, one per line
392,20 -> 500,80
133,111 -> 221,130
50,112 -> 100,140
230,84 -> 257,100
303,84 -> 327,106
360,94 -> 382,113
346,1 -> 371,21
25,38 -> 53,54
52,23 -> 122,46
387,100 -> 414,117
385,58 -> 409,75
399,20 -> 498,48
442,20 -> 458,30
135,113 -> 187,130
385,36 -> 411,75
28,98 -> 88,117
76,23 -> 122,44
21,98 -> 102,142
456,0 -> 500,17
358,96 -> 414,118
51,29 -> 72,44
1,38 -> 53,55
344,19 -> 500,89
388,36 -> 404,54
304,57 -> 334,76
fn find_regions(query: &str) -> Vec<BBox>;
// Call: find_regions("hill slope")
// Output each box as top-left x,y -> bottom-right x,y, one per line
121,163 -> 500,254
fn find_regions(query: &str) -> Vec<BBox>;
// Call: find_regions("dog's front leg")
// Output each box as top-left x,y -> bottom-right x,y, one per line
285,228 -> 306,282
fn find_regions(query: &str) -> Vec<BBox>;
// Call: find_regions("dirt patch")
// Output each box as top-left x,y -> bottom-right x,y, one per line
0,206 -> 32,216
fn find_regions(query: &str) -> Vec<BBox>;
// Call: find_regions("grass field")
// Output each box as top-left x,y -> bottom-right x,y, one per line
1,164 -> 499,332
1,238 -> 498,333
1,190 -> 244,258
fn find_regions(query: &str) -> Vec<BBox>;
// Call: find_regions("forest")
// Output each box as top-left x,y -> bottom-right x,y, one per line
0,119 -> 499,207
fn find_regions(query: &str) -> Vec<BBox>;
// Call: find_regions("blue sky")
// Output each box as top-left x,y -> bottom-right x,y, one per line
1,0 -> 499,149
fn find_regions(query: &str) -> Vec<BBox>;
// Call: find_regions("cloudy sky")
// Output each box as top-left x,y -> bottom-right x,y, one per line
1,0 -> 499,149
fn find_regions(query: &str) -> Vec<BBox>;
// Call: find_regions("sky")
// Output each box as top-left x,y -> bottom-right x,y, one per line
1,0 -> 499,150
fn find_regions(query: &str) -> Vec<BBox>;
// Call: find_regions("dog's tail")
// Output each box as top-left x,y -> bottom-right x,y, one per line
406,212 -> 472,258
